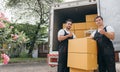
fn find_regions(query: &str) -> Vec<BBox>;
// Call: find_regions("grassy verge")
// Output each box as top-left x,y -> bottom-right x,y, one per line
9,58 -> 47,63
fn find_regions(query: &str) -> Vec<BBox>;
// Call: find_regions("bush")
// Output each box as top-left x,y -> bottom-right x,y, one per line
19,51 -> 28,58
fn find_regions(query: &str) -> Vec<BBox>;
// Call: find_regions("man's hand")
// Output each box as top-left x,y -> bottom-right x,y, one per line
67,32 -> 73,37
99,28 -> 115,40
99,29 -> 106,35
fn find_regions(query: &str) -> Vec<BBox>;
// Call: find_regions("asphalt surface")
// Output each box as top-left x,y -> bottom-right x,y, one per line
0,62 -> 120,72
0,62 -> 57,72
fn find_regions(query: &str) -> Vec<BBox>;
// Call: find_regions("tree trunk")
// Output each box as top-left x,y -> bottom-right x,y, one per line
28,23 -> 41,57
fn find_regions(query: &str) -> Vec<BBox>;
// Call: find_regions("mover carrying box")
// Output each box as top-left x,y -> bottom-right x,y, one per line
68,53 -> 97,70
68,38 -> 97,54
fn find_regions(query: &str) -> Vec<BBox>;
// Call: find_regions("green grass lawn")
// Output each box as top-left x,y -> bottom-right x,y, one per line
9,57 -> 47,63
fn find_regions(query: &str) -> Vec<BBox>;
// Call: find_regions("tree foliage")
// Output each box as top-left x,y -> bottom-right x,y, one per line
6,0 -> 63,57
11,23 -> 48,43
6,0 -> 63,23
0,12 -> 29,57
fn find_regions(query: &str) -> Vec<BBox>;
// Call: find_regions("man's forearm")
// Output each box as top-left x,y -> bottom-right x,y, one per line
104,32 -> 115,40
58,35 -> 69,42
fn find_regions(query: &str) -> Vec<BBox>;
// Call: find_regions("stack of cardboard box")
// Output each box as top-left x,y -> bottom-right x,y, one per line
62,14 -> 98,72
68,38 -> 98,72
70,68 -> 94,72
74,22 -> 87,38
86,14 -> 98,31
85,14 -> 98,37
62,14 -> 97,38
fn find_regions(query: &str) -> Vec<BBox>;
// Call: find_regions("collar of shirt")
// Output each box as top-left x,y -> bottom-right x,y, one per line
64,28 -> 70,34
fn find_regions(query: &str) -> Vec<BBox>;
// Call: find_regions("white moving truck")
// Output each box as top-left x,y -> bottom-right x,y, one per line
48,0 -> 120,66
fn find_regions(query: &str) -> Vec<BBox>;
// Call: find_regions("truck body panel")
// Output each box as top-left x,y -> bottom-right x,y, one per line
48,0 -> 120,66
99,0 -> 120,51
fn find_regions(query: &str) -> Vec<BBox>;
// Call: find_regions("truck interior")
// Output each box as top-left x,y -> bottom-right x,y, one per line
53,3 -> 97,51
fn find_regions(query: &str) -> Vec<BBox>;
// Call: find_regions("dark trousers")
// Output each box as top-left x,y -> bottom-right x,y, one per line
98,54 -> 116,72
57,51 -> 69,72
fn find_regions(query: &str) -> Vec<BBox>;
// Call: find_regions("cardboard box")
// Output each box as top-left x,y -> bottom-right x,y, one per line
85,32 -> 91,37
63,23 -> 75,30
70,68 -> 94,72
68,38 -> 97,54
74,30 -> 85,38
74,23 -> 87,29
86,22 -> 97,29
86,14 -> 97,22
68,53 -> 98,70
70,30 -> 75,34
84,30 -> 91,37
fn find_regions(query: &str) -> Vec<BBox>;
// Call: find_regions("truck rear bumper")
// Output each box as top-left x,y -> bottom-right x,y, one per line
47,52 -> 58,67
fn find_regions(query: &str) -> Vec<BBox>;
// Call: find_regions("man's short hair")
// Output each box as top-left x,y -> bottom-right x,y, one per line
65,19 -> 72,23
95,16 -> 103,21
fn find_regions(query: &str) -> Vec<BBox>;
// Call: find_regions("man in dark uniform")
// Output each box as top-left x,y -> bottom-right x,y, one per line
57,19 -> 76,72
90,16 -> 116,72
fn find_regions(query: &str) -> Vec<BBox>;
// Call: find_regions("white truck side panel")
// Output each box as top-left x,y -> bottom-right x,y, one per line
100,0 -> 120,51
48,0 -> 98,66
49,0 -> 120,52
49,0 -> 97,53
48,0 -> 120,66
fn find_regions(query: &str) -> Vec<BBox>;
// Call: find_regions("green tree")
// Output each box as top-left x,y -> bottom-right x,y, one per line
6,0 -> 63,57
11,23 -> 37,41
11,23 -> 48,44
0,12 -> 29,57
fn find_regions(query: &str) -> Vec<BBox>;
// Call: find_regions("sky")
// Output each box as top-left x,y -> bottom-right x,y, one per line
0,0 -> 12,21
0,0 -> 76,23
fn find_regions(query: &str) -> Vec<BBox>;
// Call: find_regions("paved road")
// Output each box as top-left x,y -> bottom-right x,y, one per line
0,62 -> 120,72
0,62 -> 57,72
